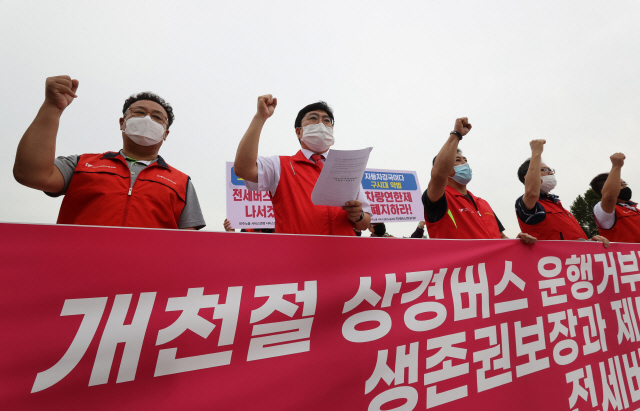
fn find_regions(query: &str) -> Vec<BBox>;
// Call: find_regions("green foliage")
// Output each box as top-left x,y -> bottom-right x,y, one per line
570,188 -> 600,238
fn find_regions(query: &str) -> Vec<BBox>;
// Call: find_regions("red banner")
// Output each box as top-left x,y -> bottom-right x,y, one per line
2,222 -> 640,410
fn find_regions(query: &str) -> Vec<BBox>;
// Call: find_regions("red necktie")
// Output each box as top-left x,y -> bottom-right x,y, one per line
310,154 -> 324,171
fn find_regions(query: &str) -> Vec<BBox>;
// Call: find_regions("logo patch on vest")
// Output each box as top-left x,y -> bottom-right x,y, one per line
157,175 -> 177,185
85,163 -> 116,169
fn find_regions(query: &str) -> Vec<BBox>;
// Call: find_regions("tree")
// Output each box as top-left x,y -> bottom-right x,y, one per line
570,188 -> 600,238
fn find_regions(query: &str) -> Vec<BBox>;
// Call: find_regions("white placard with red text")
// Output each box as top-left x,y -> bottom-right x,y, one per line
226,161 -> 275,229
362,168 -> 424,223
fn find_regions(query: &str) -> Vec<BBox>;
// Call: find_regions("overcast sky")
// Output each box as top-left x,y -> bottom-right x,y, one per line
2,1 -> 639,238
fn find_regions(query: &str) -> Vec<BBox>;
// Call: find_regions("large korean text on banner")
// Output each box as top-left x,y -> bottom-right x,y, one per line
3,222 -> 640,410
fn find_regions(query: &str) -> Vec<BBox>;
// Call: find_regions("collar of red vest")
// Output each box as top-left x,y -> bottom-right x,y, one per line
446,185 -> 475,198
101,151 -> 170,170
539,191 -> 560,203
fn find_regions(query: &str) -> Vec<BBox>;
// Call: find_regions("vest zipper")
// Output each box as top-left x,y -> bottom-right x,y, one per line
121,186 -> 132,226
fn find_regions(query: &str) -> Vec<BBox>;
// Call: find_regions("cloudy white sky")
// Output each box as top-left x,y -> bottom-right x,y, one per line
2,1 -> 639,237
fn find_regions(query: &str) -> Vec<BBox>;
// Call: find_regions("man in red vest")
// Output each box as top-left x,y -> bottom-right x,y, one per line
515,139 -> 607,246
424,117 -> 536,243
233,95 -> 371,235
590,153 -> 640,243
13,75 -> 205,230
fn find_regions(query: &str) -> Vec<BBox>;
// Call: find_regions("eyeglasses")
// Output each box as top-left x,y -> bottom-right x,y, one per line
541,167 -> 555,174
126,107 -> 168,125
303,113 -> 334,127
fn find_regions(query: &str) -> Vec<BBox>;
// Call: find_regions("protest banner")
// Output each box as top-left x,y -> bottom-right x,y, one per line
2,222 -> 640,410
362,168 -> 424,223
226,161 -> 275,229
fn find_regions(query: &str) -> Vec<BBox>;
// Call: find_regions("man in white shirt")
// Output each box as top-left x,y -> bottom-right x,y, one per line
233,95 -> 371,235
590,152 -> 640,243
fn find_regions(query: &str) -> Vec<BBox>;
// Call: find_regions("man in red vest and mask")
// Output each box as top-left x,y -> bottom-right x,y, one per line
424,117 -> 536,243
590,153 -> 640,243
234,95 -> 371,235
515,139 -> 607,246
13,75 -> 205,230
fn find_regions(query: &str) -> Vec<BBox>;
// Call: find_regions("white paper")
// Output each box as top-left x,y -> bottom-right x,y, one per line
311,147 -> 373,207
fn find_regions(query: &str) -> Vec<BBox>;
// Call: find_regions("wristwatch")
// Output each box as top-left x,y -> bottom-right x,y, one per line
450,130 -> 463,140
355,211 -> 364,222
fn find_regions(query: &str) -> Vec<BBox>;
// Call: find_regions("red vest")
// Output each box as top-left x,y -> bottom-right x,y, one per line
517,197 -> 586,240
596,203 -> 640,243
57,152 -> 189,229
271,151 -> 355,236
426,186 -> 501,239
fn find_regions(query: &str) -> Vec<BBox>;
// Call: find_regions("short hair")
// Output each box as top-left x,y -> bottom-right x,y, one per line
432,149 -> 463,166
517,159 -> 531,184
590,173 -> 609,197
123,92 -> 175,128
294,101 -> 334,128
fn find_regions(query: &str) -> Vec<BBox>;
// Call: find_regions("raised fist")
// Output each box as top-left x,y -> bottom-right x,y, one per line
256,94 -> 277,121
610,152 -> 625,168
454,117 -> 472,136
529,139 -> 546,154
44,75 -> 79,112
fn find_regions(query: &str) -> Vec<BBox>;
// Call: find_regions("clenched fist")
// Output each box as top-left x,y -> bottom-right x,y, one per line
256,94 -> 277,121
453,117 -> 472,137
529,139 -> 546,155
610,152 -> 625,168
44,75 -> 79,112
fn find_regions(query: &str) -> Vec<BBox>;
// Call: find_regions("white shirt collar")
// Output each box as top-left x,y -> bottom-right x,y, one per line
300,148 -> 329,161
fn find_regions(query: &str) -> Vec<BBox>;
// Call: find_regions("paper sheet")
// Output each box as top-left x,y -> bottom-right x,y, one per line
311,147 -> 373,207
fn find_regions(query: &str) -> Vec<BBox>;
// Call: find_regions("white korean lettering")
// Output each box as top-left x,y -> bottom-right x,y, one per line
493,261 -> 528,314
89,293 -> 156,386
31,297 -> 107,393
365,342 -> 419,394
451,264 -> 489,321
473,323 -> 512,392
514,316 -> 550,377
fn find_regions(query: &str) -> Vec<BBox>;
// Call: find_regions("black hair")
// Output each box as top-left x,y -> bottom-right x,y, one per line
294,101 -> 334,128
432,149 -> 463,166
123,92 -> 175,128
517,159 -> 531,184
590,173 -> 609,197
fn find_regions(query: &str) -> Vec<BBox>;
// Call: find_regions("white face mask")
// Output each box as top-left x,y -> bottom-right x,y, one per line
301,123 -> 334,153
540,175 -> 557,193
123,116 -> 166,146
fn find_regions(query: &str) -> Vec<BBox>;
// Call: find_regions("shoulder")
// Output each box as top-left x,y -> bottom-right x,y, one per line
258,155 -> 282,168
79,152 -> 110,160
157,156 -> 189,178
514,194 -> 533,208
594,200 -> 614,218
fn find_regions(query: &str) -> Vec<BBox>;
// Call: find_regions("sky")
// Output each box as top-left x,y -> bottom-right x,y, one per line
2,0 -> 640,238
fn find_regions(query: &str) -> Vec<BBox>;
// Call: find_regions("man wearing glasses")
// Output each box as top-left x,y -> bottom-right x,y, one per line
515,139 -> 607,245
233,95 -> 371,235
589,153 -> 640,243
13,75 -> 205,230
